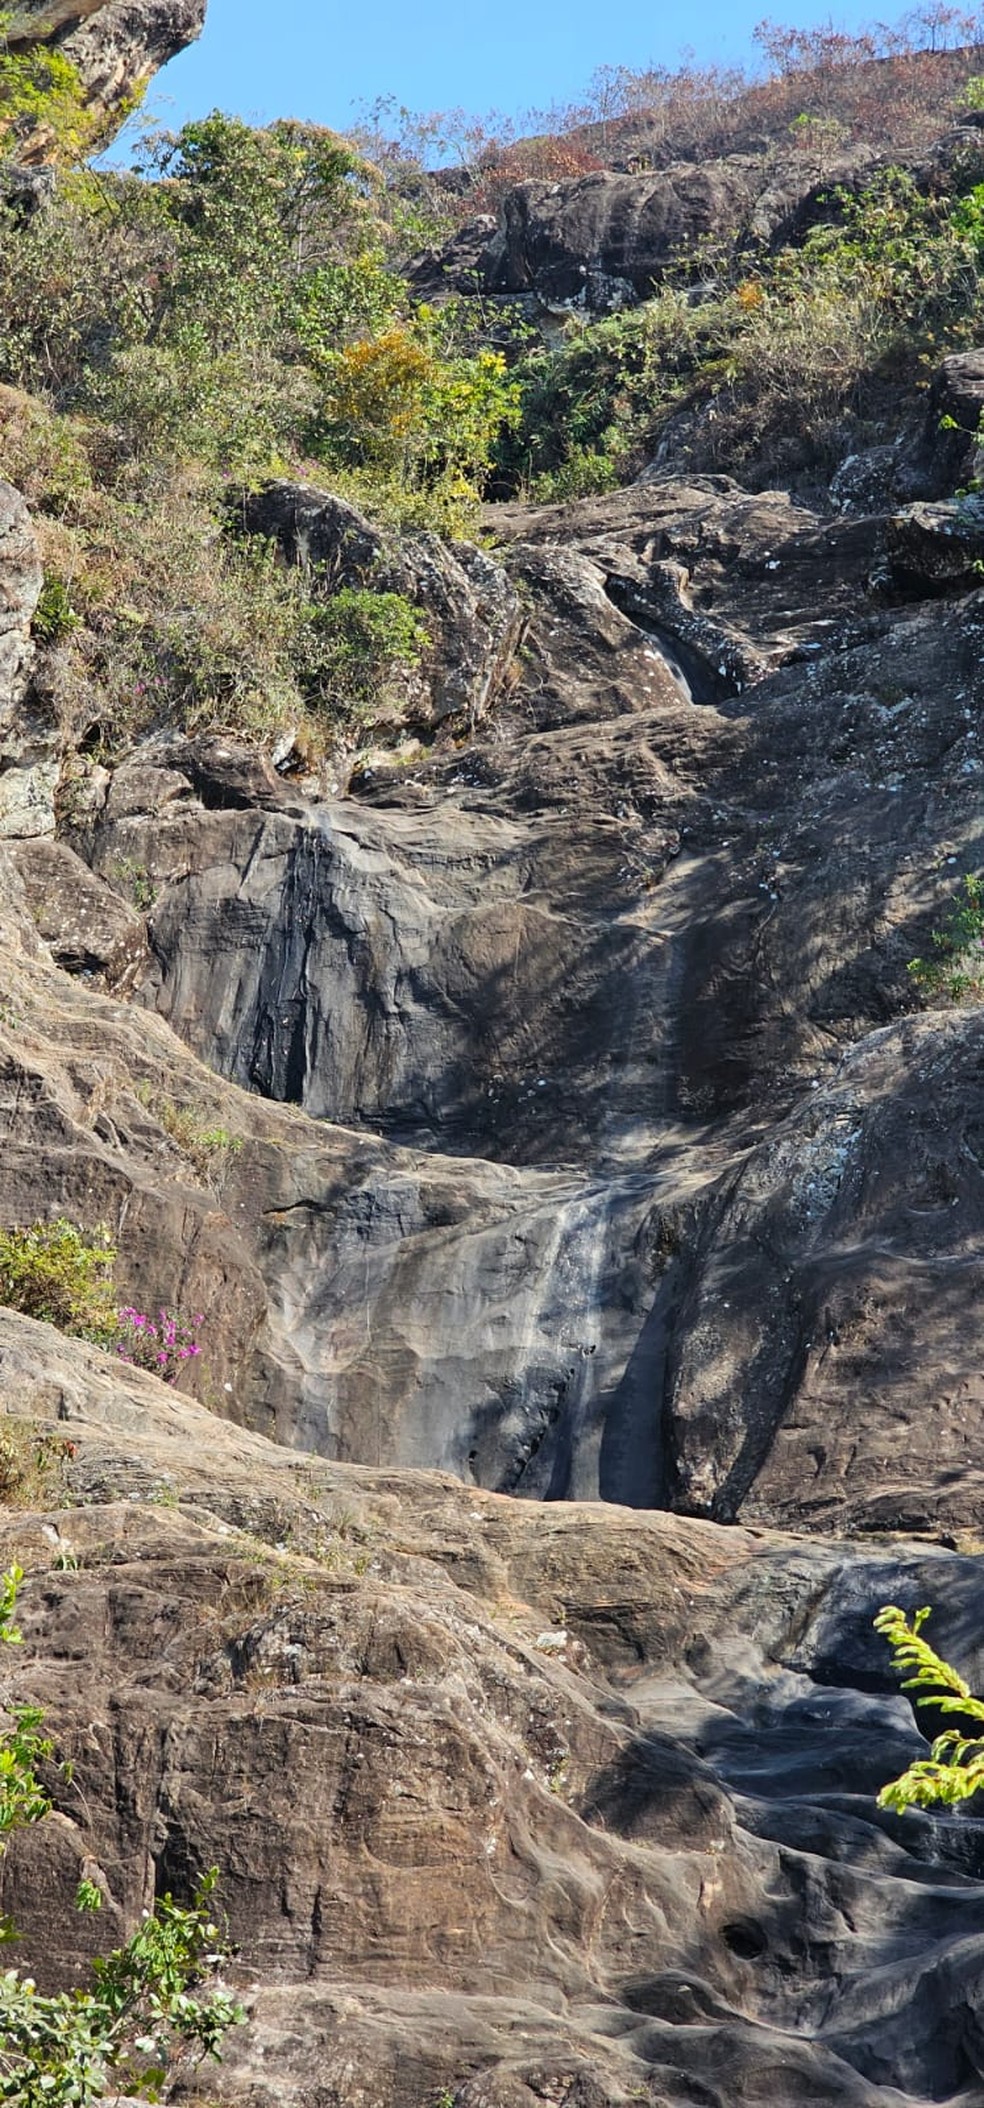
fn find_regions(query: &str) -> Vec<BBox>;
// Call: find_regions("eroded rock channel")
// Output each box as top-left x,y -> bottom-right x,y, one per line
2,191 -> 984,2108
37,470 -> 981,1534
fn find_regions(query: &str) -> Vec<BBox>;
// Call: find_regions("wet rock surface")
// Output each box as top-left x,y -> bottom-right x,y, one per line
1,326 -> 984,2098
0,460 -> 970,1536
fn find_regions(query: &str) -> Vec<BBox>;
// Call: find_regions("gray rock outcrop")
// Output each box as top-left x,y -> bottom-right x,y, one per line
409,148 -> 882,309
886,494 -> 984,592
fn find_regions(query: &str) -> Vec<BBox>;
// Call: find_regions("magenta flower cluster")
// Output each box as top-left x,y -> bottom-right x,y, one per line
115,1305 -> 204,1385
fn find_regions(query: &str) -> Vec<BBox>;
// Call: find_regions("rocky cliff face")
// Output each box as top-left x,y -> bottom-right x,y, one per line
12,461 -> 970,1534
1,67 -> 984,2108
5,0 -> 204,156
3,419 -> 984,2097
410,148 -> 883,310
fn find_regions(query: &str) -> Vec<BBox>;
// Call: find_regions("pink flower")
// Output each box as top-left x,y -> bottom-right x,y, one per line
110,1302 -> 203,1385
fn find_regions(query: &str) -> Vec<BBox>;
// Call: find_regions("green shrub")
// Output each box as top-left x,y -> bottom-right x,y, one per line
875,1603 -> 984,1812
32,573 -> 79,642
908,873 -> 984,1002
137,113 -> 379,356
302,586 -> 430,722
0,388 -> 92,514
0,20 -> 96,164
527,444 -> 622,504
0,1219 -> 208,1391
0,1220 -> 117,1338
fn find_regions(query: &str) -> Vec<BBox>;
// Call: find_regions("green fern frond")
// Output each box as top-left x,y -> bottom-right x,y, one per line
873,1603 -> 984,1717
875,1604 -> 984,1813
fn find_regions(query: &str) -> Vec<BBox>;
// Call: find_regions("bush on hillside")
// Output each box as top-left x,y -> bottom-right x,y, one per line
298,586 -> 431,722
0,1219 -> 117,1337
0,110 -> 525,754
498,164 -> 984,496
6,38 -> 984,751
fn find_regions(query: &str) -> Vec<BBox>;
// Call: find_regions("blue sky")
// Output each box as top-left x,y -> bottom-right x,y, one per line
126,0 -> 930,145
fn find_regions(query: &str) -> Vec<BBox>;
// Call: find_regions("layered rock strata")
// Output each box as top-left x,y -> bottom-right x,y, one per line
2,1339 -> 984,2105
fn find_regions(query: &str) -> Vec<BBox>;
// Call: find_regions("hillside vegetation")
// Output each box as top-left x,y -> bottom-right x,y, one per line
4,18 -> 984,765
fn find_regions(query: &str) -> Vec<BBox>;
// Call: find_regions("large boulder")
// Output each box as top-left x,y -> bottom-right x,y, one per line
885,495 -> 984,594
8,837 -> 149,985
410,147 -> 881,310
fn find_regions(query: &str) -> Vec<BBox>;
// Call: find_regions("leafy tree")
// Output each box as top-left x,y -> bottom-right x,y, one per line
134,113 -> 377,354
